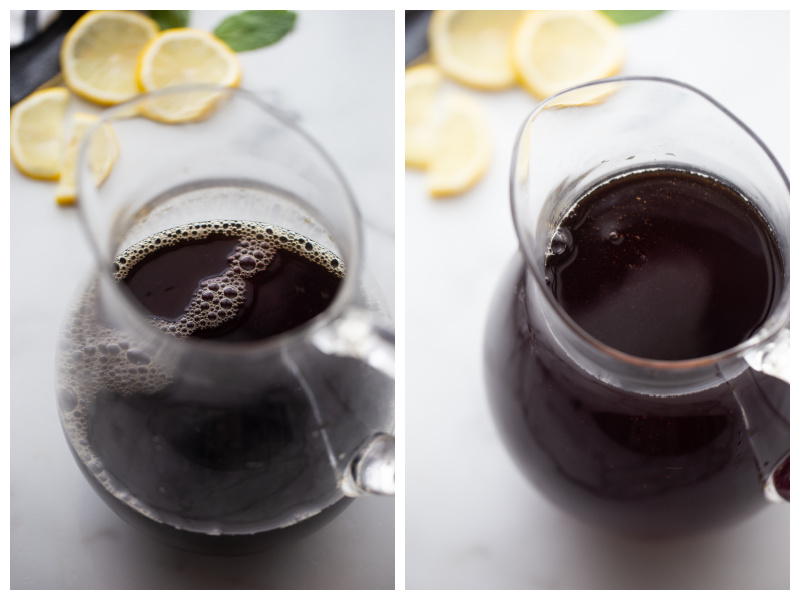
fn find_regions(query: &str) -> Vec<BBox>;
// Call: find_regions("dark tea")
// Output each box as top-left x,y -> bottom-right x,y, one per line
485,167 -> 788,536
117,220 -> 344,342
545,168 -> 782,360
57,220 -> 389,553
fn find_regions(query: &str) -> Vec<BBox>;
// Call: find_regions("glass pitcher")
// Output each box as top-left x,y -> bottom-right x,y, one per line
484,77 -> 788,537
55,86 -> 395,554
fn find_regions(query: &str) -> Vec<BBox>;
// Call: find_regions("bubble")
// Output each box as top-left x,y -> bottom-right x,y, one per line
550,228 -> 573,255
57,387 -> 78,412
239,256 -> 257,271
544,266 -> 555,287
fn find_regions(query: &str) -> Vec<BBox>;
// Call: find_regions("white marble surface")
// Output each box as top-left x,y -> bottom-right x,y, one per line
405,11 -> 790,589
10,10 -> 395,590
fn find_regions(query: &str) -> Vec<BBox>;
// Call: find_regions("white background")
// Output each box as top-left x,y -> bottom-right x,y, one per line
9,10 -> 395,590
405,11 -> 791,590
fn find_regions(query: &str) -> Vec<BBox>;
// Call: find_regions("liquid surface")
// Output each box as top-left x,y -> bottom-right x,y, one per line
545,168 -> 782,360
116,220 -> 344,342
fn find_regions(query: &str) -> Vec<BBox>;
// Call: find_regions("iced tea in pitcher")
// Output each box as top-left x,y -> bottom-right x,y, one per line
484,78 -> 789,537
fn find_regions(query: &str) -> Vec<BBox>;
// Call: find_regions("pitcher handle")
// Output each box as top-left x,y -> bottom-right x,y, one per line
340,433 -> 395,497
312,306 -> 395,497
740,326 -> 790,502
744,327 -> 789,384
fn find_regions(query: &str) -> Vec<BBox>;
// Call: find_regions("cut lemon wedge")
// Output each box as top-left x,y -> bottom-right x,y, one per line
136,28 -> 241,122
55,113 -> 119,205
405,64 -> 443,168
10,87 -> 70,180
60,10 -> 159,105
429,10 -> 524,90
511,10 -> 624,99
426,92 -> 492,198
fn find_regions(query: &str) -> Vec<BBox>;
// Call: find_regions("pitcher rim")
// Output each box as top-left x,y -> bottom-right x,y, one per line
509,75 -> 790,371
77,84 -> 367,355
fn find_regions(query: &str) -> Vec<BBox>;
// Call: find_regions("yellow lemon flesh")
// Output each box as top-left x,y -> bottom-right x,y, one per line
429,10 -> 524,90
136,28 -> 241,123
405,64 -> 443,168
10,87 -> 71,180
512,10 -> 624,99
426,92 -> 492,198
55,113 -> 119,205
61,10 -> 159,105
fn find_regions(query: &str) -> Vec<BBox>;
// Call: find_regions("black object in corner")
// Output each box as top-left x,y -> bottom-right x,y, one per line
10,11 -> 87,106
405,10 -> 432,65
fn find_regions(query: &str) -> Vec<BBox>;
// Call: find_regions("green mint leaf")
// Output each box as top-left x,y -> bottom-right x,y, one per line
147,10 -> 190,30
601,10 -> 666,25
214,10 -> 297,52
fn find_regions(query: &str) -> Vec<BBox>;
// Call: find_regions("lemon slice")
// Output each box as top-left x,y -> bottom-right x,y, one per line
61,10 -> 159,105
429,10 -> 524,89
427,92 -> 492,198
405,64 -> 443,168
10,87 -> 70,180
55,113 -> 119,205
511,10 -> 624,99
136,28 -> 241,122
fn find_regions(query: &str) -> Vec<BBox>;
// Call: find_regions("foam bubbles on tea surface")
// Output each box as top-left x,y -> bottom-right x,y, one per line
114,220 -> 345,339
